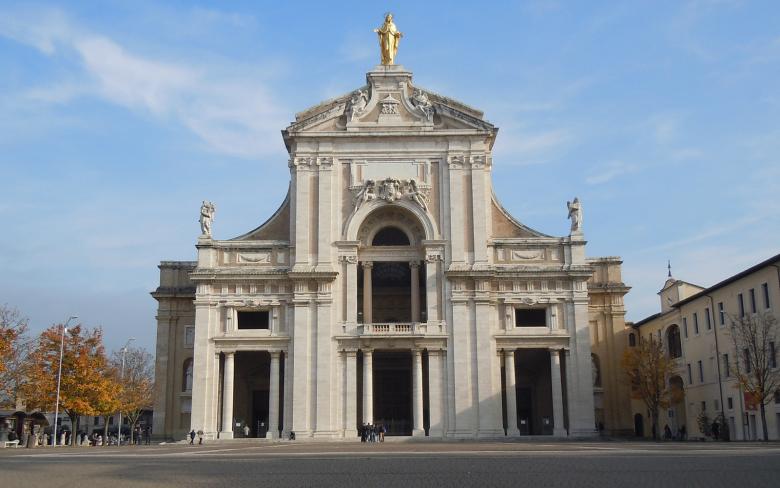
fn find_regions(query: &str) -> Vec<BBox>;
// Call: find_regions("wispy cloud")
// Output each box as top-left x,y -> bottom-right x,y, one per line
585,160 -> 637,185
0,7 -> 288,158
495,129 -> 571,165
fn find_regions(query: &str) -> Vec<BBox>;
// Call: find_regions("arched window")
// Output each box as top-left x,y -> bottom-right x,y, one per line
628,333 -> 636,347
182,358 -> 193,392
666,325 -> 682,359
372,226 -> 410,246
591,354 -> 601,387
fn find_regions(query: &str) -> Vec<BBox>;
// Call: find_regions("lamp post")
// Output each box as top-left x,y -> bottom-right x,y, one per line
117,338 -> 135,445
52,316 -> 77,447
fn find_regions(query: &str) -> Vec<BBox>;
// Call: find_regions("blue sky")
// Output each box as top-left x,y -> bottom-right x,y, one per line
1,1 -> 779,353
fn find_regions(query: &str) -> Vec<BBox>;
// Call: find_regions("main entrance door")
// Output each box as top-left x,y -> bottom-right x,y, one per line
372,350 -> 413,436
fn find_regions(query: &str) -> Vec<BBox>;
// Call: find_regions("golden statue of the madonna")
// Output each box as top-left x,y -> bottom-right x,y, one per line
374,13 -> 403,65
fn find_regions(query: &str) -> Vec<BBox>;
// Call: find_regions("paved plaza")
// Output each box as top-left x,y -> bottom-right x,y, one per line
2,441 -> 779,487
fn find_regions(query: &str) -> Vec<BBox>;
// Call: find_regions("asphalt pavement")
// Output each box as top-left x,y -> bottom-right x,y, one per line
2,440 -> 779,487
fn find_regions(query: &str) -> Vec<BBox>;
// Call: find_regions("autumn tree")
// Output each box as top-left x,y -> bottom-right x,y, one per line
621,335 -> 679,440
111,347 -> 154,444
0,305 -> 30,407
728,311 -> 780,441
22,324 -> 115,445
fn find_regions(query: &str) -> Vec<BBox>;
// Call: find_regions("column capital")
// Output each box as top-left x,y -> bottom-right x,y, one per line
361,348 -> 373,356
362,261 -> 374,268
503,348 -> 516,358
548,347 -> 562,356
223,350 -> 236,357
269,350 -> 282,359
409,260 -> 421,268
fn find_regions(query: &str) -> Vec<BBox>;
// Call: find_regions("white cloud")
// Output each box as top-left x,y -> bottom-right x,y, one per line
585,160 -> 637,185
495,129 -> 571,165
0,7 -> 288,158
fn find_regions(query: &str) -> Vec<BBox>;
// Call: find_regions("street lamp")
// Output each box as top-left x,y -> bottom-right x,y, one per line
117,338 -> 135,445
52,315 -> 77,447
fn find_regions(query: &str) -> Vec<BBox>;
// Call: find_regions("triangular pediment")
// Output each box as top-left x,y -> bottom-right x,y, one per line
283,65 -> 495,137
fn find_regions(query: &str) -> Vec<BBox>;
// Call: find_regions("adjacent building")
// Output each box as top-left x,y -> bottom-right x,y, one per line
631,254 -> 780,440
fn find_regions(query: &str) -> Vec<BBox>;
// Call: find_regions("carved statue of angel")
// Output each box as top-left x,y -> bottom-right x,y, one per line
567,197 -> 582,233
406,178 -> 428,211
353,180 -> 376,210
200,200 -> 216,237
411,89 -> 434,121
347,89 -> 369,119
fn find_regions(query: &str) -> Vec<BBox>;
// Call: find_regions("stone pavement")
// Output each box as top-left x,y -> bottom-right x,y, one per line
2,441 -> 779,487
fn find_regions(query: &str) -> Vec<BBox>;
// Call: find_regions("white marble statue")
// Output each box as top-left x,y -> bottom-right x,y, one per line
405,178 -> 428,210
200,200 -> 216,237
347,89 -> 369,120
379,178 -> 402,203
567,197 -> 582,233
411,89 -> 434,121
353,180 -> 377,210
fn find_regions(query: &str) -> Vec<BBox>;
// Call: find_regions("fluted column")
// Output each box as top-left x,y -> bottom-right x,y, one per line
362,349 -> 373,424
362,262 -> 373,324
267,351 -> 281,439
550,349 -> 566,436
410,261 -> 420,323
504,349 -> 519,436
220,351 -> 235,438
412,348 -> 425,436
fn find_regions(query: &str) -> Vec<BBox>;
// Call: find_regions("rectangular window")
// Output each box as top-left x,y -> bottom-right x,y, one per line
728,397 -> 734,410
723,353 -> 730,377
745,348 -> 752,373
693,313 -> 699,334
750,289 -> 757,314
94,417 -> 99,426
687,363 -> 693,384
738,293 -> 745,317
701,400 -> 706,412
775,391 -> 780,405
763,283 -> 771,309
718,302 -> 725,325
184,326 -> 195,346
770,342 -> 777,369
237,311 -> 270,330
515,308 -> 547,327
683,320 -> 689,338
109,417 -> 114,425
714,399 -> 720,412
698,360 -> 704,382
705,308 -> 711,330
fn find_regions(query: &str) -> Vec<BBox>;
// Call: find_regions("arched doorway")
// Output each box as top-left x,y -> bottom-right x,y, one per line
668,375 -> 686,438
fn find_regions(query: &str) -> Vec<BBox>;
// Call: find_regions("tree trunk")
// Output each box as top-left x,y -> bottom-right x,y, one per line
103,416 -> 109,447
760,402 -> 769,441
129,422 -> 134,445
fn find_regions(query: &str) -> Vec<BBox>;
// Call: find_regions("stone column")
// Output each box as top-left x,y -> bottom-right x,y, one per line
550,349 -> 566,436
362,262 -> 373,325
220,351 -> 235,439
427,349 -> 444,437
410,261 -> 420,323
362,349 -> 373,424
343,349 -> 358,438
504,349 -> 519,436
424,257 -> 439,323
267,351 -> 281,439
345,258 -> 358,326
412,348 -> 425,436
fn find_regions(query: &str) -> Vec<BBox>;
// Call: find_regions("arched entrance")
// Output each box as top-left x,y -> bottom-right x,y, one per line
668,375 -> 686,438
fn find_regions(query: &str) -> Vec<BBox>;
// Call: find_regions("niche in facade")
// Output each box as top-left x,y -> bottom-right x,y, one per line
515,308 -> 546,327
238,311 -> 270,329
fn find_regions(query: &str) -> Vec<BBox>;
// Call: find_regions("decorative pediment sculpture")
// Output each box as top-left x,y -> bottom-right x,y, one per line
410,89 -> 434,122
352,178 -> 429,212
199,200 -> 216,237
346,89 -> 369,121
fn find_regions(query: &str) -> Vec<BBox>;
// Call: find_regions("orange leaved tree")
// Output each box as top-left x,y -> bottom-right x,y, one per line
22,324 -> 115,445
112,347 -> 154,444
0,305 -> 30,407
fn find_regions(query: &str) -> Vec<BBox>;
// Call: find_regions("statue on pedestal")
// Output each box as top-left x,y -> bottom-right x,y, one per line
374,13 -> 402,65
200,200 -> 216,237
567,197 -> 582,233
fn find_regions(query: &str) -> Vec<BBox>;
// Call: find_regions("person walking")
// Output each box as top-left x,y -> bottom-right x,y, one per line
379,424 -> 386,442
189,429 -> 196,445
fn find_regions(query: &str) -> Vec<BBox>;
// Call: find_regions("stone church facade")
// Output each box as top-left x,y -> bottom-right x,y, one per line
152,65 -> 632,441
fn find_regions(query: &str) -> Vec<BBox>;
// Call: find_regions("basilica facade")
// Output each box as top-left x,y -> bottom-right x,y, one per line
152,64 -> 632,441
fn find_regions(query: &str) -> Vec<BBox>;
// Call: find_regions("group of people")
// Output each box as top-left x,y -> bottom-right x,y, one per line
360,423 -> 386,442
663,424 -> 687,440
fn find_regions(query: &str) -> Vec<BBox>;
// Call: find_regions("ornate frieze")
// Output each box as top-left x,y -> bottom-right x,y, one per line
352,178 -> 429,211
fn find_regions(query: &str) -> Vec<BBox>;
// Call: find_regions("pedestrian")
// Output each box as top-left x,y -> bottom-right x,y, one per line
243,424 -> 250,438
360,424 -> 366,442
197,429 -> 204,444
664,425 -> 672,440
379,424 -> 385,442
711,421 -> 720,440
189,429 -> 196,445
